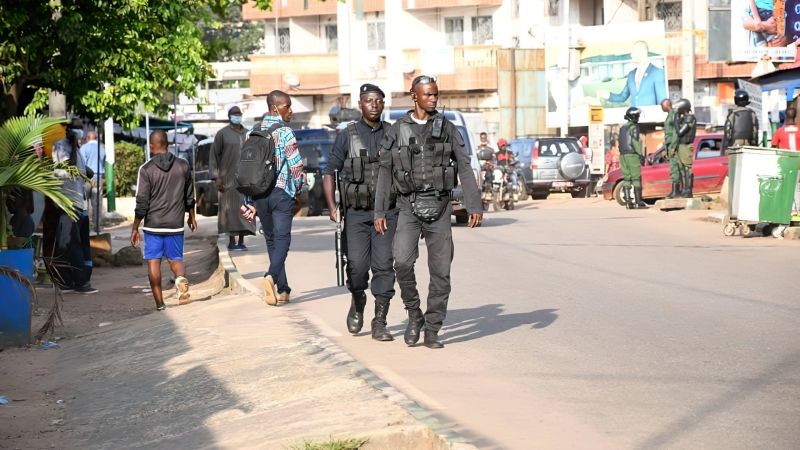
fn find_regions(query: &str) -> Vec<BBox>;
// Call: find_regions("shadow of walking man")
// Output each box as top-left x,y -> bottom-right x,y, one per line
437,304 -> 559,345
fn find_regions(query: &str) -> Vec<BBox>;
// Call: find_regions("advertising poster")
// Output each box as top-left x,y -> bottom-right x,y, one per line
546,21 -> 669,128
730,0 -> 798,62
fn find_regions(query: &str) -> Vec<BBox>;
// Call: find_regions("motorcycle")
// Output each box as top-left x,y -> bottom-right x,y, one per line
481,161 -> 519,211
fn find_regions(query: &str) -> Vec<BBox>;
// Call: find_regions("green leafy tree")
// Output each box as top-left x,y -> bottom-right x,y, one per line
203,4 -> 265,62
0,0 -> 276,127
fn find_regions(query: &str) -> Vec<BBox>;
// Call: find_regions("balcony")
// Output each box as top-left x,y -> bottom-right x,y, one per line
249,53 -> 341,95
402,0 -> 502,9
402,45 -> 499,92
242,0 -> 336,20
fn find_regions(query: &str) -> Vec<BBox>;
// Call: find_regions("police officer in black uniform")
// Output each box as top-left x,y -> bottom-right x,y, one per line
323,83 -> 396,341
374,75 -> 483,349
723,89 -> 759,149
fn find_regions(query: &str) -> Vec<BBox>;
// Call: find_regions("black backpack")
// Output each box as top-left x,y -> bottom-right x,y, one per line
236,123 -> 284,198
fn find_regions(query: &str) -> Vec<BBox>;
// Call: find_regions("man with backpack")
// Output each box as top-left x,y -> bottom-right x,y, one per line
241,90 -> 304,306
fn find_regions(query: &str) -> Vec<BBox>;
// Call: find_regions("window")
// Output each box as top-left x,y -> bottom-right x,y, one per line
367,22 -> 385,50
656,1 -> 682,32
696,139 -> 723,159
325,24 -> 338,53
277,27 -> 290,54
708,0 -> 731,62
445,17 -> 464,46
471,16 -> 493,45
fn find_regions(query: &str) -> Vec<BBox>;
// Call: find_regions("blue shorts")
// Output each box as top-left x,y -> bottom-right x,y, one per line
143,232 -> 184,260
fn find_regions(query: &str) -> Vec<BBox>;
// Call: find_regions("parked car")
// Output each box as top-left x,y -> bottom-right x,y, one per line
509,137 -> 590,200
295,131 -> 334,216
382,109 -> 481,224
601,133 -> 726,205
193,137 -> 218,217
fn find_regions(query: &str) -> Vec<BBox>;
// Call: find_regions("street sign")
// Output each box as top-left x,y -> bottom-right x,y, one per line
590,106 -> 604,124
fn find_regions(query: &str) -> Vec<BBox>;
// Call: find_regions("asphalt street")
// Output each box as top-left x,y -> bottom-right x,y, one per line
231,197 -> 800,450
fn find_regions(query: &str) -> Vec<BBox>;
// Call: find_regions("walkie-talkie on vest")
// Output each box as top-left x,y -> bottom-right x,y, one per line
432,107 -> 445,139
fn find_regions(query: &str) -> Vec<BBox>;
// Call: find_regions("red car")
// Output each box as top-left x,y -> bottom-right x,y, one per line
602,133 -> 726,205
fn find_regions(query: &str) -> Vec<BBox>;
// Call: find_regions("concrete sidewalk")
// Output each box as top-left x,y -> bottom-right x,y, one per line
54,293 -> 446,449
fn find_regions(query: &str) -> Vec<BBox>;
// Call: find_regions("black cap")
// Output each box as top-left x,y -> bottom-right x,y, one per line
360,83 -> 385,98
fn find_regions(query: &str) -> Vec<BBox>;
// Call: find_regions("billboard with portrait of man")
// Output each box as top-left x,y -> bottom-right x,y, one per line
731,0 -> 798,62
546,21 -> 670,128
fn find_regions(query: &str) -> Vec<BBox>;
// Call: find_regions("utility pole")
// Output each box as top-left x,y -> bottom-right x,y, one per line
681,0 -> 695,105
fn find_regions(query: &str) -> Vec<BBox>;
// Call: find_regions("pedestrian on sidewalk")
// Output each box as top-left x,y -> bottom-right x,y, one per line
242,90 -> 304,306
210,105 -> 256,250
79,130 -> 105,229
131,130 -> 197,311
323,83 -> 397,341
374,76 -> 483,349
44,124 -> 97,294
771,107 -> 798,151
619,107 -> 648,209
675,98 -> 697,198
661,99 -> 681,198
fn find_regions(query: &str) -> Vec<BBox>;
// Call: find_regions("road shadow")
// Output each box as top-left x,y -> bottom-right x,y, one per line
479,217 -> 518,227
289,285 -> 348,303
388,304 -> 558,344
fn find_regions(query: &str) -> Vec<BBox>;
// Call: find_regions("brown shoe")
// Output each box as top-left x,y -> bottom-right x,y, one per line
277,291 -> 290,305
262,275 -> 277,306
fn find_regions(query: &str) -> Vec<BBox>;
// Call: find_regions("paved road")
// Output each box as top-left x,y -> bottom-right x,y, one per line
231,198 -> 800,450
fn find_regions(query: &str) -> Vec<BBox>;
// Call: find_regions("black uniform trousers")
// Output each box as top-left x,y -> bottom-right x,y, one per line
392,195 -> 454,333
345,208 -> 397,302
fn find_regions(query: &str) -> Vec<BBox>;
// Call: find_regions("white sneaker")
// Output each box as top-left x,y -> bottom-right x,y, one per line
175,276 -> 190,303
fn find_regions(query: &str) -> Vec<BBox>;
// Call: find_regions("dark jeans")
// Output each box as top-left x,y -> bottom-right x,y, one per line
78,209 -> 93,284
43,204 -> 90,289
345,208 -> 397,302
254,189 -> 295,294
392,195 -> 454,333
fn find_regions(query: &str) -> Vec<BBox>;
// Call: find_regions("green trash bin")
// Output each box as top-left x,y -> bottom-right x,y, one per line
728,146 -> 800,225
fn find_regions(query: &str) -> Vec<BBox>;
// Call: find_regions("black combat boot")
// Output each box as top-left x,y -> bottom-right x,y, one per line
666,183 -> 680,199
423,330 -> 444,349
346,291 -> 367,334
681,173 -> 694,198
371,299 -> 394,342
634,187 -> 648,209
623,186 -> 634,209
404,308 -> 425,346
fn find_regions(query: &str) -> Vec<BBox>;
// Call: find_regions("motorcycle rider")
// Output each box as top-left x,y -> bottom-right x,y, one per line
495,138 -> 518,188
723,89 -> 759,149
674,98 -> 697,198
619,107 -> 648,209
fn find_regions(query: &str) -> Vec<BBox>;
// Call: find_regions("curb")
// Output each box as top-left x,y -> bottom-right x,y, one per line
219,240 -> 478,450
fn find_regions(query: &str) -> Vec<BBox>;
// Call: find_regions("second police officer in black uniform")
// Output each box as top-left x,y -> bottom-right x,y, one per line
374,75 -> 483,349
723,89 -> 759,149
323,83 -> 397,341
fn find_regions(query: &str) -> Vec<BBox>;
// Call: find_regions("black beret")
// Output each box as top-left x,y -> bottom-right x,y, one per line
360,83 -> 385,98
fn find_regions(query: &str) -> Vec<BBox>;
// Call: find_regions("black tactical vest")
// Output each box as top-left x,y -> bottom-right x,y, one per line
618,123 -> 638,155
678,113 -> 697,145
342,122 -> 386,210
731,107 -> 756,143
391,118 -> 458,196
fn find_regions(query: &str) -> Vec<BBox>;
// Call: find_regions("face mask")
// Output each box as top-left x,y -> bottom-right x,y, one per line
230,115 -> 242,125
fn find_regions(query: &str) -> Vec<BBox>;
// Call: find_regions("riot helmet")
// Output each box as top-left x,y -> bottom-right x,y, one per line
624,107 -> 642,123
674,98 -> 692,114
734,89 -> 750,107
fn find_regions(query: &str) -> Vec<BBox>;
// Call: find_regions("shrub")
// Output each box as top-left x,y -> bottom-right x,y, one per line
114,141 -> 145,197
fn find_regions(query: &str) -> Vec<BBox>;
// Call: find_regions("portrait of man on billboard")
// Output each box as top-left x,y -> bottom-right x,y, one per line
596,40 -> 667,108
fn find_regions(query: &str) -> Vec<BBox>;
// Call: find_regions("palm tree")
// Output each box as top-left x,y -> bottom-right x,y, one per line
0,114 -> 78,249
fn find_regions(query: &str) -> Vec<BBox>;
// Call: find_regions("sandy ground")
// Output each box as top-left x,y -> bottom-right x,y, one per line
0,228 -> 221,450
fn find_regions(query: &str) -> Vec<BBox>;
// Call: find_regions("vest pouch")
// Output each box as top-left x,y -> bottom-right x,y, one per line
412,193 -> 448,223
345,183 -> 358,209
349,157 -> 365,183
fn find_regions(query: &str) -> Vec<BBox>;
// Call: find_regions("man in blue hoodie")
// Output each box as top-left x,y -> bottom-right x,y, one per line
131,130 -> 197,311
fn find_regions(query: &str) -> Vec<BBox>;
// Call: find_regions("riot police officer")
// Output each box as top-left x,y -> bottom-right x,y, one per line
323,83 -> 397,341
724,89 -> 759,149
661,99 -> 681,198
674,98 -> 697,198
619,107 -> 647,209
374,75 -> 482,349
